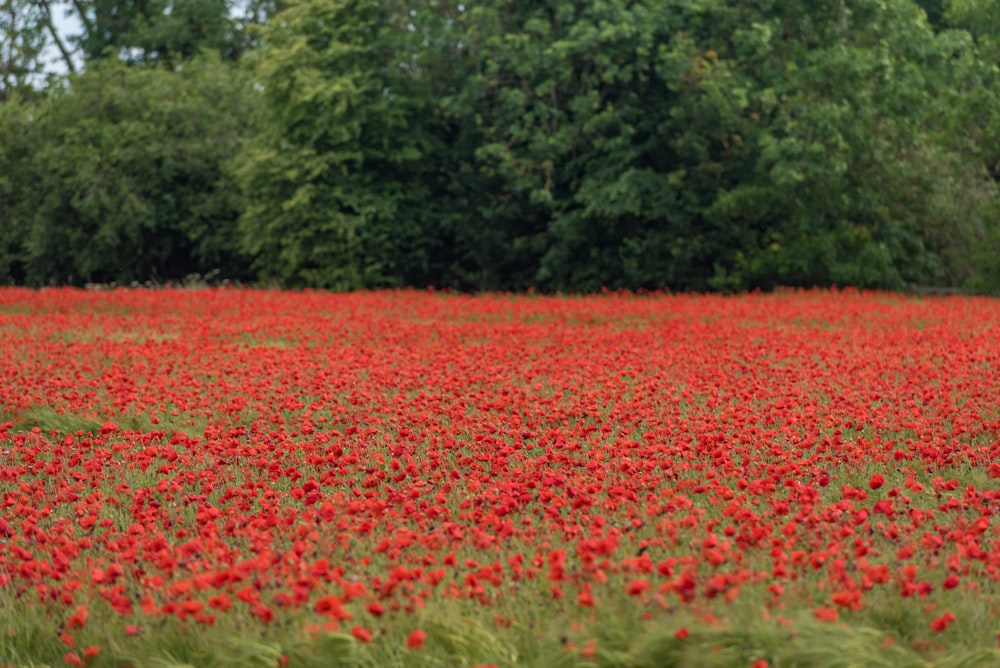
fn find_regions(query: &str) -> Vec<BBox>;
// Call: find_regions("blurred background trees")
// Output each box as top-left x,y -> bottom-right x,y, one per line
2,0 -> 999,292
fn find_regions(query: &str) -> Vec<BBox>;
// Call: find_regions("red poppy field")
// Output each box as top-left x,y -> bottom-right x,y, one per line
2,287 -> 1000,667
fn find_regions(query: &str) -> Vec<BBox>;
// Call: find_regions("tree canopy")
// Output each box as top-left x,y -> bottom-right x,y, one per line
2,0 -> 999,292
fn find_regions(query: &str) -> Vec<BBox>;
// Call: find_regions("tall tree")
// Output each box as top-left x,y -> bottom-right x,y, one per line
940,0 -> 1000,289
0,0 -> 47,100
914,0 -> 948,29
231,0 -> 1000,293
947,0 -> 1000,57
34,0 -> 76,72
0,93 -> 34,282
233,0 -> 444,289
494,0 -> 1000,291
65,0 -> 240,65
15,55 -> 252,285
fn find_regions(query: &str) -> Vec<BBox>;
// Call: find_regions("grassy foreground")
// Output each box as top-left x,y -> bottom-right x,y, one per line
2,287 -> 1000,667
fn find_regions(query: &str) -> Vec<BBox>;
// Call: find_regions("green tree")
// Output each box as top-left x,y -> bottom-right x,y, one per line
0,93 -> 35,282
65,0 -> 243,65
1,0 -> 65,100
893,0 -> 1000,291
18,56 -> 251,285
234,0 -> 444,289
698,1 -> 944,289
947,0 -> 1000,59
915,0 -> 948,29
458,1 -> 957,291
504,0 -> 995,291
233,0 -> 1000,293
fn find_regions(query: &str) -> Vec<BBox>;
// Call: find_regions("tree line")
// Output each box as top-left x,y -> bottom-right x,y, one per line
2,0 -> 999,292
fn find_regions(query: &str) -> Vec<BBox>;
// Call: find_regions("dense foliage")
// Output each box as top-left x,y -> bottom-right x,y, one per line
1,56 -> 252,285
1,0 -> 999,291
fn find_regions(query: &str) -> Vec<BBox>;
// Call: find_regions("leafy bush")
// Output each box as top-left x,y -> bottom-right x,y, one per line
13,56 -> 252,285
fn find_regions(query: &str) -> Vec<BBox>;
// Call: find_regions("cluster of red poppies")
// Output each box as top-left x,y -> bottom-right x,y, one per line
1,287 -> 999,659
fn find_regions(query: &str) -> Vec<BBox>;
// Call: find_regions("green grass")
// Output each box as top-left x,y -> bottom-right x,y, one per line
0,405 -> 207,440
5,405 -> 105,435
3,593 -> 1000,667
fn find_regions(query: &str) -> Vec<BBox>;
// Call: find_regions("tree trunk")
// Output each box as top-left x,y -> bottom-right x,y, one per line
35,0 -> 75,73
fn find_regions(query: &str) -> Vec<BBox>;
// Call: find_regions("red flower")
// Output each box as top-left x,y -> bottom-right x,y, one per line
930,611 -> 956,632
830,590 -> 862,611
315,595 -> 346,618
626,579 -> 651,596
577,583 -> 594,608
66,606 -> 87,630
180,600 -> 204,617
351,626 -> 373,643
868,474 -> 885,490
813,607 -> 838,623
208,594 -> 232,612
406,629 -> 426,649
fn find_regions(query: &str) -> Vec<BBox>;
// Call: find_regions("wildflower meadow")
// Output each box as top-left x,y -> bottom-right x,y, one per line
2,287 -> 1000,667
